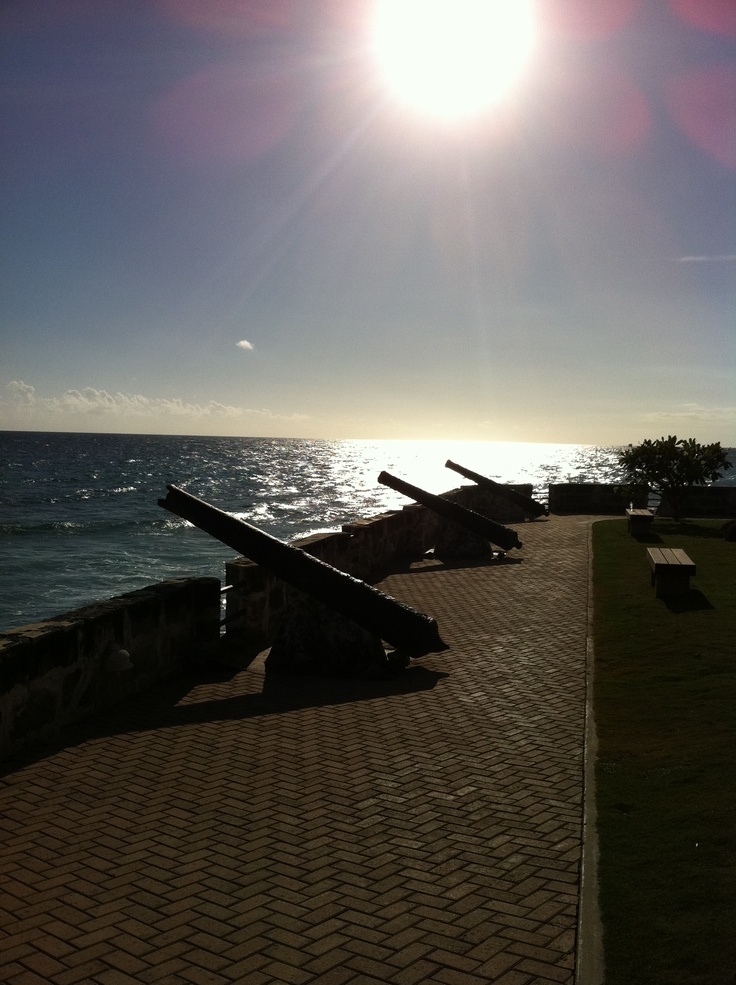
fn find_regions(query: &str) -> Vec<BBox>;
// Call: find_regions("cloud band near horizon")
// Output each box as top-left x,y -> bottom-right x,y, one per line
1,380 -> 308,430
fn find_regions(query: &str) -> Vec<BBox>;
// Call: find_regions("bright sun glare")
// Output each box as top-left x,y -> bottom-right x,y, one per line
373,0 -> 536,119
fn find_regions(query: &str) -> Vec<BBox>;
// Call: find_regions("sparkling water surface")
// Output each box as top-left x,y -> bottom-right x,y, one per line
1,432 -> 731,631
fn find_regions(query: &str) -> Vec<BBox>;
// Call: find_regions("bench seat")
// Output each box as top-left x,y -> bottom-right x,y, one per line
646,547 -> 696,598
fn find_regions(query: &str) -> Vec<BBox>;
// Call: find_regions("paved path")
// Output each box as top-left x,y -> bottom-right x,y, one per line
0,515 -> 595,985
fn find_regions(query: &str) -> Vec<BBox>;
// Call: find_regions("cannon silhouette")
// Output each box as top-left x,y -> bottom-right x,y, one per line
377,471 -> 522,553
159,485 -> 447,676
445,459 -> 548,519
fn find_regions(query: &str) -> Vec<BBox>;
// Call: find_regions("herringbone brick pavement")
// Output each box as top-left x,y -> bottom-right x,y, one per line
0,515 -> 594,984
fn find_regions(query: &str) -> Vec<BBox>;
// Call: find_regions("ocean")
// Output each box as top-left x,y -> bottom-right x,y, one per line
1,432 -> 732,632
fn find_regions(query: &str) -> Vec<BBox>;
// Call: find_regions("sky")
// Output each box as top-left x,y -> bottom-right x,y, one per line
1,0 -> 734,445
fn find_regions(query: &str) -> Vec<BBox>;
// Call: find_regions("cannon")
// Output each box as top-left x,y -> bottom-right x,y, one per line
377,472 -> 522,552
159,485 -> 447,662
445,459 -> 548,518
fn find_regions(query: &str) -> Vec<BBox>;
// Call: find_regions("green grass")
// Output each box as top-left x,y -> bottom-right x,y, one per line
592,519 -> 736,985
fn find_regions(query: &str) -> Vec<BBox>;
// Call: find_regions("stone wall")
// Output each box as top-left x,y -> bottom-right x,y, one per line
453,483 -> 537,523
547,482 -> 736,516
658,485 -> 736,518
0,577 -> 220,759
548,483 -> 639,514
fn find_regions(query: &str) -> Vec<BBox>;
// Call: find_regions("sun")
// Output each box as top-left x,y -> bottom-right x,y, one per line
372,0 -> 536,119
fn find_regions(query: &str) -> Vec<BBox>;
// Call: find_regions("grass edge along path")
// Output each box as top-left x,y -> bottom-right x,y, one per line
592,518 -> 736,985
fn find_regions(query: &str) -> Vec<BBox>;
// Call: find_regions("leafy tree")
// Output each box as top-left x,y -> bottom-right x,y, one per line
618,435 -> 733,521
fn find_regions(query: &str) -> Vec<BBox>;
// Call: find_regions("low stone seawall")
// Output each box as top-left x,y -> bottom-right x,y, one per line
0,577 -> 220,759
548,483 -> 636,514
658,485 -> 736,518
548,481 -> 736,516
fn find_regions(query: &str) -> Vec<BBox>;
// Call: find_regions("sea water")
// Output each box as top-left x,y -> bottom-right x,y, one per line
1,432 -> 732,631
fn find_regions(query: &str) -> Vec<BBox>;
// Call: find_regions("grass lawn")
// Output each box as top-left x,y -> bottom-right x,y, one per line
592,518 -> 736,985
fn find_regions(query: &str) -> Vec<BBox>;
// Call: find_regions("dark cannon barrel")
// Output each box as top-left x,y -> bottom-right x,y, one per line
377,471 -> 522,551
445,460 -> 548,518
159,485 -> 447,658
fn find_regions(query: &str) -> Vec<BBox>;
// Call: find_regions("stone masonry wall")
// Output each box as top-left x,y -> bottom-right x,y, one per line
0,577 -> 220,759
548,483 -> 640,514
658,485 -> 736,518
547,481 -> 735,516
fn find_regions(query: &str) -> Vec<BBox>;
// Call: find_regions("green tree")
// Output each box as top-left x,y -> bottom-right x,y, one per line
618,435 -> 733,521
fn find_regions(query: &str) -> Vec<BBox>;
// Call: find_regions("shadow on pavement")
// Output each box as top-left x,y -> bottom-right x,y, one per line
392,554 -> 524,575
0,661 -> 449,776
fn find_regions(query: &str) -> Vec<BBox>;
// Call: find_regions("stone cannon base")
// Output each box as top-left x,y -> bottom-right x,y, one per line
265,590 -> 411,680
434,522 -> 493,561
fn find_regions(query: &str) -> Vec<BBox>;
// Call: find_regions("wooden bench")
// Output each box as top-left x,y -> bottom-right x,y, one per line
626,507 -> 655,536
646,548 -> 696,598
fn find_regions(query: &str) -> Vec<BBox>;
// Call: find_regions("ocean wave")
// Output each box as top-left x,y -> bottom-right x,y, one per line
0,516 -> 188,536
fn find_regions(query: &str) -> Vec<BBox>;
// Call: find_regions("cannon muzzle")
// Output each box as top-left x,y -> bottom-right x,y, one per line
377,471 -> 522,551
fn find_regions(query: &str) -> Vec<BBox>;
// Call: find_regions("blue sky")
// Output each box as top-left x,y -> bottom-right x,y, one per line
1,0 -> 734,443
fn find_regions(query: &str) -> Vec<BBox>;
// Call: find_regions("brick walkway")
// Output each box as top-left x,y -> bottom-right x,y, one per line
0,515 -> 595,985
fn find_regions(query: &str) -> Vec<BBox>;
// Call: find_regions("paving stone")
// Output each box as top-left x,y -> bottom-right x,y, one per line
53,958 -> 110,984
0,515 -> 596,985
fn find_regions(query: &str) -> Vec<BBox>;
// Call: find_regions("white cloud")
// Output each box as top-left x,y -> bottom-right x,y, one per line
1,380 -> 310,434
6,379 -> 36,402
236,339 -> 254,350
642,403 -> 736,427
